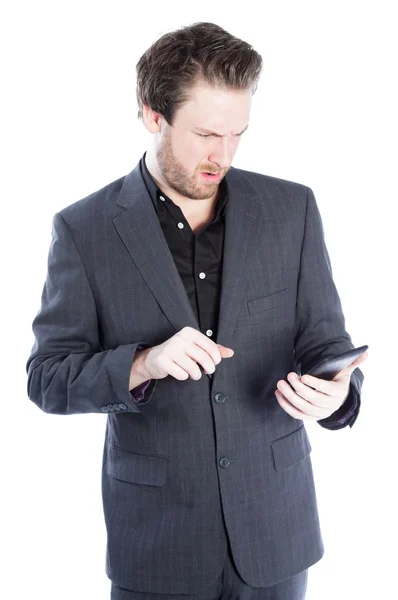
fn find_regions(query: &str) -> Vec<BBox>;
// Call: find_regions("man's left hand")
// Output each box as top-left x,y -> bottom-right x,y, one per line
275,351 -> 369,420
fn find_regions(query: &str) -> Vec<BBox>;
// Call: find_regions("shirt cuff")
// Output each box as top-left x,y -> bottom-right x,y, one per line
130,379 -> 152,403
317,380 -> 360,430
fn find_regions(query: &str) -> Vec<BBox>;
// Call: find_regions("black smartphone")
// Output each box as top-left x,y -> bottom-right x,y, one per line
299,345 -> 369,381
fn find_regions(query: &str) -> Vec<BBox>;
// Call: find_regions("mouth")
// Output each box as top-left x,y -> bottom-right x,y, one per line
200,171 -> 221,182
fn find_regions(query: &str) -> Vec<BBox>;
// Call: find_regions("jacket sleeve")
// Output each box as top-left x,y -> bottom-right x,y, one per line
26,212 -> 158,415
294,187 -> 364,431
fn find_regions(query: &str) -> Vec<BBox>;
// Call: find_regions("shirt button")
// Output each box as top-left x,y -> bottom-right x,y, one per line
159,195 -> 166,201
199,272 -> 206,279
219,457 -> 230,468
178,222 -> 184,229
206,329 -> 213,337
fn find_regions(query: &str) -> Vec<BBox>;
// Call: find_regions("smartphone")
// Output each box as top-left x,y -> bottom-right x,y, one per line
299,345 -> 369,381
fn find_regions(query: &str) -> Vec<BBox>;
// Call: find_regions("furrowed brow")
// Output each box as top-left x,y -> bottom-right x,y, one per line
195,125 -> 249,136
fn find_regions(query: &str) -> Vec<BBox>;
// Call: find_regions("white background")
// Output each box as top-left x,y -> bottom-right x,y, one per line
1,1 -> 397,598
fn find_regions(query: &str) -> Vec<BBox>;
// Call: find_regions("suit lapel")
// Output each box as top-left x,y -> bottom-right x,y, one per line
113,162 -> 266,353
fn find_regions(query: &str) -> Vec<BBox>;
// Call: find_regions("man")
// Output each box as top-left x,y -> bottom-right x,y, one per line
26,21 -> 367,600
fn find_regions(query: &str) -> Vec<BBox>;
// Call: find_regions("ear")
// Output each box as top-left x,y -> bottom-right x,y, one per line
142,105 -> 164,134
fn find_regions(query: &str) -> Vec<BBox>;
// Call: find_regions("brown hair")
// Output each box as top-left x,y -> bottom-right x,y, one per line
135,22 -> 263,125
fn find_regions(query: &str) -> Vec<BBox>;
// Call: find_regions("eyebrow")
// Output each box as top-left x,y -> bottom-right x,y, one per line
194,125 -> 249,137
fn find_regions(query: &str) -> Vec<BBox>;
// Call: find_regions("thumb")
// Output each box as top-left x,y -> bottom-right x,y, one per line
217,344 -> 234,356
348,350 -> 369,371
336,350 -> 369,381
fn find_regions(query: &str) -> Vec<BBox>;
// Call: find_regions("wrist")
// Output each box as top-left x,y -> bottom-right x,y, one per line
129,348 -> 151,390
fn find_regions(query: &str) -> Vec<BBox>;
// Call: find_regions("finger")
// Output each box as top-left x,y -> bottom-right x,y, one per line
174,353 -> 204,380
277,379 -> 331,416
275,390 -> 319,420
285,375 -> 328,405
167,359 -> 192,381
190,330 -> 222,364
292,373 -> 335,400
185,343 -> 217,374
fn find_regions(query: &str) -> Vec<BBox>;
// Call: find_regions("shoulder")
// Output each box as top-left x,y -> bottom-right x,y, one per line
58,174 -> 127,226
229,165 -> 310,198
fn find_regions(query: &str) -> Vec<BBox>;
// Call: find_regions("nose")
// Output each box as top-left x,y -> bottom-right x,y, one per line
208,136 -> 237,171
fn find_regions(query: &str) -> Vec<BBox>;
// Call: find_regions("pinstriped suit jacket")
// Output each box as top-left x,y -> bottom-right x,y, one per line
26,161 -> 364,594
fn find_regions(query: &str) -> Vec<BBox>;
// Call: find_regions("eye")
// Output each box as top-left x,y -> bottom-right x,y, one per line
196,132 -> 244,138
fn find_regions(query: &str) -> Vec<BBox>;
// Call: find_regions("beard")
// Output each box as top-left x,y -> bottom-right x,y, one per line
156,129 -> 228,201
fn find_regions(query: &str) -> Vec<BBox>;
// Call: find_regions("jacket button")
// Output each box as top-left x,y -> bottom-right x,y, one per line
219,457 -> 230,468
214,393 -> 226,404
112,403 -> 121,411
119,403 -> 127,410
106,404 -> 115,412
100,406 -> 108,413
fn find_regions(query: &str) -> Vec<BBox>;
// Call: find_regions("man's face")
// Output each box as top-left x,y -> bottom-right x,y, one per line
149,80 -> 252,201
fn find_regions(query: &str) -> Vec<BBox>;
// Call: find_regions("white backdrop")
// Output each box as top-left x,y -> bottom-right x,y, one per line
1,1 -> 397,598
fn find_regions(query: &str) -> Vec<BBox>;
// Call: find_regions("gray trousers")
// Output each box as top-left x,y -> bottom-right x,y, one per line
110,540 -> 308,600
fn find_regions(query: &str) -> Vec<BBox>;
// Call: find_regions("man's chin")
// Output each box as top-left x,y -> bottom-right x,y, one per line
187,187 -> 216,200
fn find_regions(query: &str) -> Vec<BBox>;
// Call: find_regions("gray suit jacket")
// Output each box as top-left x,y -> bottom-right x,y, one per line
26,162 -> 364,594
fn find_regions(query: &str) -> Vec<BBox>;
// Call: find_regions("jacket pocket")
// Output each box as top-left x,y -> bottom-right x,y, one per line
106,445 -> 168,486
271,425 -> 312,471
247,287 -> 287,316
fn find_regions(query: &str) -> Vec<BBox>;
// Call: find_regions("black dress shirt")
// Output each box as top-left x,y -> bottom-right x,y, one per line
141,151 -> 228,337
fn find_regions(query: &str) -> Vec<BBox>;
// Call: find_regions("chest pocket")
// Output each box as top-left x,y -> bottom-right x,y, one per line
247,287 -> 287,316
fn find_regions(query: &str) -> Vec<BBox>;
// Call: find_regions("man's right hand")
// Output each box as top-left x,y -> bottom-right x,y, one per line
138,326 -> 234,382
